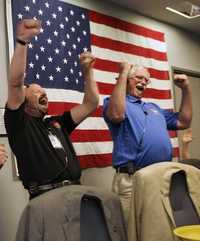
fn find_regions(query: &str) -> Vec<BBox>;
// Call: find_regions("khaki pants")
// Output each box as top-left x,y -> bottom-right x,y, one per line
112,172 -> 133,227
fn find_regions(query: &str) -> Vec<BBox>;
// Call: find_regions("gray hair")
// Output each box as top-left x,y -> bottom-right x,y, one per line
127,64 -> 149,79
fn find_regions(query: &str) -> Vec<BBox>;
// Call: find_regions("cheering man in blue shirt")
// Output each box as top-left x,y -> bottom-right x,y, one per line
103,62 -> 192,225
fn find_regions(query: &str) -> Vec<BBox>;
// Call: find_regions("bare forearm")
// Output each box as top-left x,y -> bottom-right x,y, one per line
178,87 -> 192,129
9,43 -> 27,86
181,143 -> 190,159
82,68 -> 99,111
107,67 -> 129,122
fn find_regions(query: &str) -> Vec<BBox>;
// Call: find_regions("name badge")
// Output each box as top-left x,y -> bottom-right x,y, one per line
48,133 -> 63,149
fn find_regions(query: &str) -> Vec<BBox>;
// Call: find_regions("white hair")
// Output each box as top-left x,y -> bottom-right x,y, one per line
127,64 -> 149,79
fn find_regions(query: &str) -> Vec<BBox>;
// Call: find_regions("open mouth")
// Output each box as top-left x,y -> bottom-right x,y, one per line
39,96 -> 47,105
136,84 -> 145,91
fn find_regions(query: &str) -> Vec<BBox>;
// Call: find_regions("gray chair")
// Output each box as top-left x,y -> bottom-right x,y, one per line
169,170 -> 200,227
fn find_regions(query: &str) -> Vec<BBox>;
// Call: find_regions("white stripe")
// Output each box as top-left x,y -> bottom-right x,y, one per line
171,137 -> 179,148
73,141 -> 113,155
92,46 -> 169,71
45,88 -> 174,109
77,117 -> 108,130
74,138 -> 178,155
148,78 -> 172,90
142,98 -> 175,109
94,69 -> 171,90
90,22 -> 167,53
46,88 -> 84,103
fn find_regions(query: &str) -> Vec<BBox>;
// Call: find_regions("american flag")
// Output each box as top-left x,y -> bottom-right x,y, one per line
8,0 -> 179,169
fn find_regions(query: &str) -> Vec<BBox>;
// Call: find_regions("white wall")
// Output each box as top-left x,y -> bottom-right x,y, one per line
0,0 -> 199,240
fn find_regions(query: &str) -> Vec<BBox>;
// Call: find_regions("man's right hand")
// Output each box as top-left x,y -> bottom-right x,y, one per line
16,19 -> 41,43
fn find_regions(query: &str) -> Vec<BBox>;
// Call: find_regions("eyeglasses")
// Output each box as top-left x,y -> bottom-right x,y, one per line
129,75 -> 151,84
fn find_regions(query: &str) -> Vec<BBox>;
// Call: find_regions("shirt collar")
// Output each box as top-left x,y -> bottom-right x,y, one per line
126,95 -> 142,103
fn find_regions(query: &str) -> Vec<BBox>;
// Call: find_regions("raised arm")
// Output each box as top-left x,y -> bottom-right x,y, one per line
7,19 -> 41,110
70,51 -> 99,124
174,74 -> 193,130
106,62 -> 131,123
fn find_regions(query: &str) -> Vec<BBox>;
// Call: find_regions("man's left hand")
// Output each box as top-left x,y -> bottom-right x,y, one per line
174,74 -> 189,90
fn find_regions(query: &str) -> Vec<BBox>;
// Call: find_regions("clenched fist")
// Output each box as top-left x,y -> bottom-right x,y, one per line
174,74 -> 189,90
16,19 -> 41,43
79,51 -> 96,69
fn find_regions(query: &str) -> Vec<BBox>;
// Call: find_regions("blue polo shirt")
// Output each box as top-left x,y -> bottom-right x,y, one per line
103,95 -> 179,168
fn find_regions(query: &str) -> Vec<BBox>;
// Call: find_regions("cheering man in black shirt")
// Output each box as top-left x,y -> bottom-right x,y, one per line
4,19 -> 99,198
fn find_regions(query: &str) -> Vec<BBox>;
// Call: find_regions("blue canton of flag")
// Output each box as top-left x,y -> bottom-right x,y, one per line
11,0 -> 91,92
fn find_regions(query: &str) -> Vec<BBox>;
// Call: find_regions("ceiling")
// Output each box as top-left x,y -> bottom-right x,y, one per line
104,0 -> 200,36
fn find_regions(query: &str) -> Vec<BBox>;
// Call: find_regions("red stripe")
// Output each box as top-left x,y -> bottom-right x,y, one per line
79,153 -> 112,168
89,10 -> 165,42
169,130 -> 177,138
98,81 -> 171,99
94,58 -> 170,80
173,147 -> 180,158
71,130 -> 112,142
48,102 -> 103,117
91,34 -> 167,61
48,102 -> 77,115
143,88 -> 171,99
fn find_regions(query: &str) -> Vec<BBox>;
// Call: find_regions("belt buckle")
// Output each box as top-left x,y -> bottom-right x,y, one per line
62,180 -> 71,186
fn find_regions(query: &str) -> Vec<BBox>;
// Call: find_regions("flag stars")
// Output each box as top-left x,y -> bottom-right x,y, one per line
83,47 -> 88,52
49,75 -> 54,81
28,43 -> 33,49
68,51 -> 72,56
83,30 -> 87,36
70,10 -> 74,16
64,76 -> 69,82
71,27 -> 75,32
81,14 -> 85,19
65,16 -> 69,22
70,68 -> 74,74
58,6 -> 63,12
29,62 -> 34,68
74,61 -> 78,67
54,48 -> 60,54
56,66 -> 61,72
17,13 -> 23,19
46,20 -> 51,26
40,28 -> 44,33
45,2 -> 50,8
36,73 -> 40,79
72,44 -> 77,49
63,58 -> 68,64
75,79 -> 79,84
54,31 -> 58,36
60,23 -> 64,29
48,56 -> 53,62
38,9 -> 43,15
41,65 -> 46,71
61,41 -> 66,46
52,13 -> 57,19
32,0 -> 36,4
47,38 -> 52,44
35,54 -> 39,60
66,34 -> 70,39
24,6 -> 30,11
40,46 -> 45,52
79,71 -> 82,77
35,36 -> 38,41
77,37 -> 81,42
76,21 -> 80,26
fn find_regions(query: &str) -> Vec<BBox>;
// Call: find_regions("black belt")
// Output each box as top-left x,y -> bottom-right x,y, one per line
115,162 -> 141,175
28,179 -> 80,198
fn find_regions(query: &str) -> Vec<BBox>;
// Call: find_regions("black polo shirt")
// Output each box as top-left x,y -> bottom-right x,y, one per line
4,103 -> 81,189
